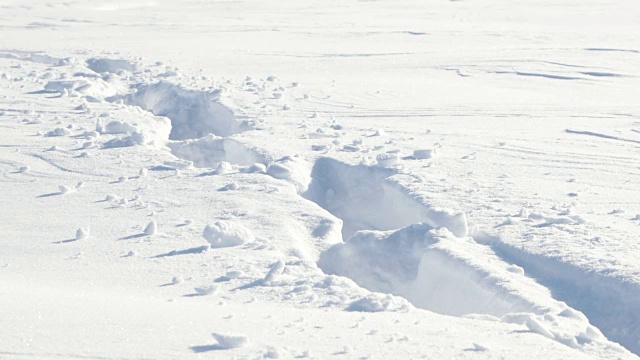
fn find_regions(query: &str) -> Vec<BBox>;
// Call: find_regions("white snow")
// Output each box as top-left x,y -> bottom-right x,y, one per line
1,0 -> 639,359
47,127 -> 72,137
194,285 -> 219,296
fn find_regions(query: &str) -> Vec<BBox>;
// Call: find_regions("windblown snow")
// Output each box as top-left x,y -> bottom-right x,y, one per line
1,0 -> 639,359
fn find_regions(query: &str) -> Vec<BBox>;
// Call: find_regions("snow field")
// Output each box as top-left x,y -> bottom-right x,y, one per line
0,42 -> 637,359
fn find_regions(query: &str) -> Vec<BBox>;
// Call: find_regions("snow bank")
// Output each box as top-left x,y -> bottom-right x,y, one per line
304,158 -> 468,239
97,120 -> 137,134
120,82 -> 253,140
143,221 -> 157,235
203,221 -> 255,248
167,134 -> 270,168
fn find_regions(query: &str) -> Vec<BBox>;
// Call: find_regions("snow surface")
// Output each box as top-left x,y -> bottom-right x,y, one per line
1,0 -> 640,359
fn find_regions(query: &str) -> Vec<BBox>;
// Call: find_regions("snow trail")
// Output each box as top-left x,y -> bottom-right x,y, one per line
2,48 -> 637,358
477,232 -> 640,355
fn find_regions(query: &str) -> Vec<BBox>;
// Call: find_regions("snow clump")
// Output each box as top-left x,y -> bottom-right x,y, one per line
203,221 -> 255,248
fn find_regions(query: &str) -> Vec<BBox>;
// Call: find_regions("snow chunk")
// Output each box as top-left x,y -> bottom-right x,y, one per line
144,221 -> 157,235
86,58 -> 136,74
263,260 -> 285,284
203,221 -> 255,248
195,285 -> 219,296
242,163 -> 267,173
98,120 -> 137,134
266,156 -> 311,192
75,228 -> 89,240
413,149 -> 436,159
47,127 -> 72,137
347,293 -> 410,312
470,343 -> 490,352
219,182 -> 239,191
211,332 -> 248,349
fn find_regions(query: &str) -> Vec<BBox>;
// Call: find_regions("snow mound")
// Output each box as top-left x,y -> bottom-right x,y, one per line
45,78 -> 123,99
262,260 -> 285,285
320,225 -> 541,317
46,127 -> 72,137
211,332 -> 248,349
195,285 -> 219,296
98,113 -> 171,149
86,58 -> 136,74
203,221 -> 255,248
143,221 -> 157,235
97,120 -> 137,134
168,134 -> 270,168
346,293 -> 412,312
304,158 -> 468,239
121,82 -> 252,140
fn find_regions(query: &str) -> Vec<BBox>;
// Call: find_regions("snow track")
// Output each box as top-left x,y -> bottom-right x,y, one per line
1,47 -> 637,358
479,233 -> 640,354
304,158 -> 540,317
302,157 -> 635,355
